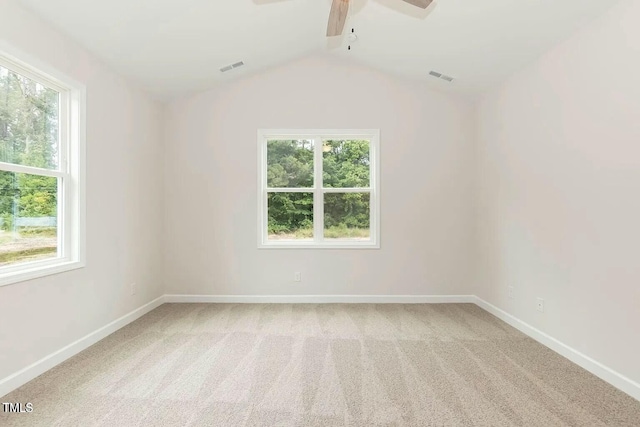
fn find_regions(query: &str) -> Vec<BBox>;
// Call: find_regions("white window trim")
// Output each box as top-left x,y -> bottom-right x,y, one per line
0,43 -> 86,287
258,129 -> 380,249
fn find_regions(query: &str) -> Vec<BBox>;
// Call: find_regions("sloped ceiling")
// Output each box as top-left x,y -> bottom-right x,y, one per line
15,0 -> 618,98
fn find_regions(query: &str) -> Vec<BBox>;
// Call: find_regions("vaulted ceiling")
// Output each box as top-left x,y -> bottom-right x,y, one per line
16,0 -> 617,99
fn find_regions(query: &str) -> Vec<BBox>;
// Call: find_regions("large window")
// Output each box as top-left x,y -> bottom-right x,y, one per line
258,130 -> 379,248
0,47 -> 85,286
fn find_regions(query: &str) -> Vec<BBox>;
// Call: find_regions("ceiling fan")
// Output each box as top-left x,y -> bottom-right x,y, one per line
327,0 -> 433,37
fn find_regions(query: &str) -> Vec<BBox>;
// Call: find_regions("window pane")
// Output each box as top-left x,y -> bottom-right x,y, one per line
0,171 -> 58,266
0,65 -> 60,169
267,192 -> 313,240
267,140 -> 314,188
323,139 -> 370,188
324,193 -> 370,240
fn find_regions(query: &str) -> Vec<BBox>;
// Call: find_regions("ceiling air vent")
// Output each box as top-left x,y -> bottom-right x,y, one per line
429,70 -> 455,83
220,61 -> 245,73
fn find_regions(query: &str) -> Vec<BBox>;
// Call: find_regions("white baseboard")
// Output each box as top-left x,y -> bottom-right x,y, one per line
0,295 -> 165,398
164,294 -> 476,304
474,296 -> 640,402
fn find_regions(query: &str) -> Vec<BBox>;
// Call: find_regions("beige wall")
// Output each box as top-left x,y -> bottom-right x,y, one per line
476,0 -> 640,385
163,54 -> 476,297
0,0 -> 164,380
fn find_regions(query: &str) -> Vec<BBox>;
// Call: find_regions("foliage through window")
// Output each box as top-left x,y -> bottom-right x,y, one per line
0,49 -> 84,285
258,130 -> 379,248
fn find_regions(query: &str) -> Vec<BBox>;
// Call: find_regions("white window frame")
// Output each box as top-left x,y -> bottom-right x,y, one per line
258,129 -> 380,249
0,43 -> 86,287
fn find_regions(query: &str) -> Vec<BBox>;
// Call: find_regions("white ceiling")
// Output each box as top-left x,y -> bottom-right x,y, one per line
16,0 -> 617,99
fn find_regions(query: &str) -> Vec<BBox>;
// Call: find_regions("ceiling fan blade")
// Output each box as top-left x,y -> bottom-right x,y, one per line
400,0 -> 433,9
327,0 -> 350,37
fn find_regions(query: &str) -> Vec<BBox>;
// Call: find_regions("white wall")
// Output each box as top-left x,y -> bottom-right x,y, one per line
163,54 -> 475,296
476,0 -> 640,385
0,0 -> 164,381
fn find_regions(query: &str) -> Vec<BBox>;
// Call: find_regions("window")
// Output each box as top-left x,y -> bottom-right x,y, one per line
258,129 -> 380,248
0,47 -> 85,286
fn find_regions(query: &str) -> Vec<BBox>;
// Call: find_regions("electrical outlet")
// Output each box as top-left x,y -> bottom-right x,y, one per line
294,272 -> 301,282
130,282 -> 137,296
536,298 -> 544,312
508,286 -> 515,299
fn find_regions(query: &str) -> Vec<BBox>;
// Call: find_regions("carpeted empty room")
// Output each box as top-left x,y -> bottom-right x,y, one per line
1,0 -> 640,425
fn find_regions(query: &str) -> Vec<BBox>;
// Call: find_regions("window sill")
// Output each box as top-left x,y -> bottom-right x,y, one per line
0,260 -> 85,287
259,242 -> 380,250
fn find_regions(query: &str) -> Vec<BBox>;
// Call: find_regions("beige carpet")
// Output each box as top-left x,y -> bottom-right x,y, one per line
2,303 -> 639,426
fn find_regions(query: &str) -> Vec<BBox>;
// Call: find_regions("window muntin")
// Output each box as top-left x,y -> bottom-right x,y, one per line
259,130 -> 379,248
0,49 -> 84,285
